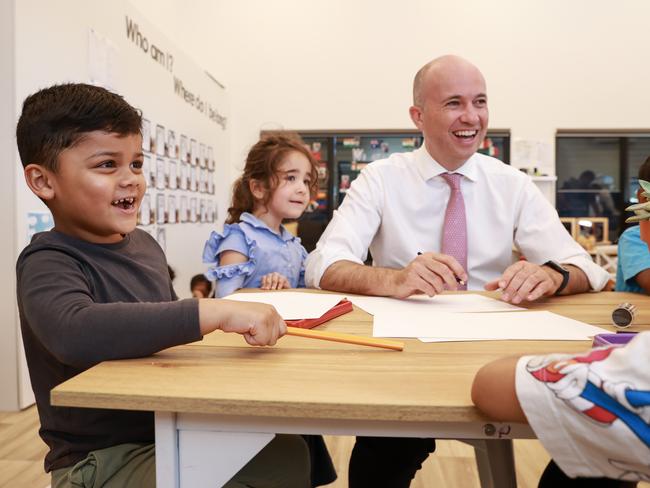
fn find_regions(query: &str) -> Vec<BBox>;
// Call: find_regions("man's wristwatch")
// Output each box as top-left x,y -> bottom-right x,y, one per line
543,260 -> 570,295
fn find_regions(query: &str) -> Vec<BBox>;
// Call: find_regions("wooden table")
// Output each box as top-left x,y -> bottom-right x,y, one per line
51,291 -> 650,488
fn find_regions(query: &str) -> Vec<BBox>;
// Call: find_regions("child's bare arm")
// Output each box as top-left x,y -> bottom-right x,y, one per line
471,356 -> 527,423
218,250 -> 248,266
198,298 -> 286,346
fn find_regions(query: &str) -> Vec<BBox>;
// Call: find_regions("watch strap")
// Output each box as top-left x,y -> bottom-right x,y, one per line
544,260 -> 570,295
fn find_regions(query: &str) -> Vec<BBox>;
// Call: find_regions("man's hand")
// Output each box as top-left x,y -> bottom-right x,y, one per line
260,272 -> 290,290
485,261 -> 562,304
390,252 -> 467,299
199,299 -> 287,346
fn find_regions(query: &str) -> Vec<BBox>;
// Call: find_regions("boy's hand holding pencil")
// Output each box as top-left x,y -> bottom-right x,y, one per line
199,299 -> 287,346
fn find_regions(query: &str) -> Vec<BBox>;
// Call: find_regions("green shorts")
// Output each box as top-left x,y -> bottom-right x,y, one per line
51,434 -> 310,488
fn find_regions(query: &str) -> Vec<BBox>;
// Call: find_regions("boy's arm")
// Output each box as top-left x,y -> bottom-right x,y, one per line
471,355 -> 527,423
19,250 -> 284,369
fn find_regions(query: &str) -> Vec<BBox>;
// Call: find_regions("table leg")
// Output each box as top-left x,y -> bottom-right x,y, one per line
155,412 -> 274,487
156,412 -> 179,488
178,430 -> 274,487
466,439 -> 517,488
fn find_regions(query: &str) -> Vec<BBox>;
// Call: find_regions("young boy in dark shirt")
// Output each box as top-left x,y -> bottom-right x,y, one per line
16,83 -> 310,488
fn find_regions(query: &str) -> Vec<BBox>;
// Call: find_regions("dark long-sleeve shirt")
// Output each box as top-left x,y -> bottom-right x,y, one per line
16,229 -> 202,472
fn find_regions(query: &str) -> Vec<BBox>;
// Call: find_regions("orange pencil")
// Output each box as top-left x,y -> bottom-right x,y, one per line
286,326 -> 404,351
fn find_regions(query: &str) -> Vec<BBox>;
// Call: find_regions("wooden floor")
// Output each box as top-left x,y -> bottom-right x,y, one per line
1,406 -> 647,488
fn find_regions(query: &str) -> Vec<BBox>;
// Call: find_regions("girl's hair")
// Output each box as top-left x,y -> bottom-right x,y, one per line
226,133 -> 319,224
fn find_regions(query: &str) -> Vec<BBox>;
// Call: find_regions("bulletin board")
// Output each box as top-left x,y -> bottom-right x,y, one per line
14,0 -> 229,298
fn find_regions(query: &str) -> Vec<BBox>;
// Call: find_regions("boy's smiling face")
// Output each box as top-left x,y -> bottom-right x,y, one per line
45,131 -> 145,243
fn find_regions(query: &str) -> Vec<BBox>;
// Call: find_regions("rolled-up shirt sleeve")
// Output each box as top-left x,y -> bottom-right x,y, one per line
305,166 -> 385,288
513,178 -> 610,291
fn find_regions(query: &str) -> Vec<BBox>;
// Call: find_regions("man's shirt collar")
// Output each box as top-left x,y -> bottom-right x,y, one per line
414,146 -> 479,182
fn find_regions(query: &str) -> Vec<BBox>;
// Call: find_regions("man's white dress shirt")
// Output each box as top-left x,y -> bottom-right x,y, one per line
305,147 -> 609,291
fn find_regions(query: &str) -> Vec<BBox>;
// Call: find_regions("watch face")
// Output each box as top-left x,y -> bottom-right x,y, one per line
612,308 -> 633,328
611,302 -> 636,328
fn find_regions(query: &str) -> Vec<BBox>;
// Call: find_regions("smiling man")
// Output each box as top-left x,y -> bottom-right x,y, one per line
305,55 -> 608,302
304,55 -> 609,488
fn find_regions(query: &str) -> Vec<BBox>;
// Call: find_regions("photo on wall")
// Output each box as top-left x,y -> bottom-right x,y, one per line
142,154 -> 152,187
155,124 -> 165,156
156,158 -> 166,190
207,170 -> 214,194
167,129 -> 177,159
167,195 -> 177,224
199,168 -> 207,193
180,134 -> 189,163
208,201 -> 216,223
199,199 -> 206,223
139,193 -> 152,226
156,193 -> 166,224
189,197 -> 197,223
199,143 -> 206,168
168,160 -> 177,190
26,211 -> 54,244
180,195 -> 188,223
207,146 -> 214,170
190,165 -> 198,192
190,139 -> 198,166
180,161 -> 189,190
142,118 -> 151,152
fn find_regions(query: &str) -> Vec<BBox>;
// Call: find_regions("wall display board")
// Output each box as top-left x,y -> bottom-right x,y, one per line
14,0 -> 229,297
4,0 -> 229,408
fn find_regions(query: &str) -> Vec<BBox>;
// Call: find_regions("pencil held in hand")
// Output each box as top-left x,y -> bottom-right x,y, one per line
286,327 -> 404,351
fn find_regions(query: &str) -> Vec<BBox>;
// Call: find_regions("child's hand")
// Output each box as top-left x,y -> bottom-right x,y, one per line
260,272 -> 290,290
199,299 -> 286,346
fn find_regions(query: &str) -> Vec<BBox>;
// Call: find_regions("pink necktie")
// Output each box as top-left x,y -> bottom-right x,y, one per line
441,173 -> 467,290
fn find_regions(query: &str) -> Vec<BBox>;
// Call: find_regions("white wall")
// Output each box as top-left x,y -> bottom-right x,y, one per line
0,0 -> 20,411
131,0 -> 650,179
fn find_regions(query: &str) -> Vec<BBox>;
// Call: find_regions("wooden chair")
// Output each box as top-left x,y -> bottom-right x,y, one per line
593,244 -> 618,279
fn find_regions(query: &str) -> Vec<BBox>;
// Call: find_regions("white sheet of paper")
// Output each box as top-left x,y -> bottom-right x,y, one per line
372,310 -> 609,341
352,294 -> 523,316
419,337 -> 498,343
223,292 -> 347,320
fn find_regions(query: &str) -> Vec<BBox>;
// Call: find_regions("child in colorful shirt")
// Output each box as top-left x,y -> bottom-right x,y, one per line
472,335 -> 648,487
616,156 -> 650,294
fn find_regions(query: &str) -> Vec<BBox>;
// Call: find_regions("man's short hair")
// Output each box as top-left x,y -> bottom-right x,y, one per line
16,83 -> 142,172
412,62 -> 433,107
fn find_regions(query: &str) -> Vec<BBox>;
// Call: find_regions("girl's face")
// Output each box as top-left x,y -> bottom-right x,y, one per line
252,150 -> 312,231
